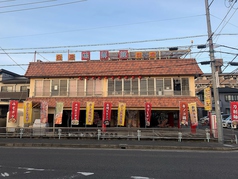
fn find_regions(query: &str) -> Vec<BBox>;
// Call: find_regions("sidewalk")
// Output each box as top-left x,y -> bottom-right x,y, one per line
0,137 -> 237,151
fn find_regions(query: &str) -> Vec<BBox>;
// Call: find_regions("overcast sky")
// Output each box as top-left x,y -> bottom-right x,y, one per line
0,0 -> 238,75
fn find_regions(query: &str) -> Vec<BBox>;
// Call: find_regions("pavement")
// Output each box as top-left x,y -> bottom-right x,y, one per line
0,137 -> 238,151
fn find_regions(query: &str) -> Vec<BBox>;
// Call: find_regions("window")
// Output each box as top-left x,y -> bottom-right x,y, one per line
69,79 -> 77,97
173,78 -> 181,95
148,78 -> 155,95
164,78 -> 172,90
86,79 -> 102,96
115,79 -> 122,95
181,78 -> 189,95
131,79 -> 138,95
156,78 -> 163,95
77,79 -> 85,96
140,78 -> 147,95
1,86 -> 13,92
51,79 -> 67,96
20,86 -> 28,92
108,79 -> 114,95
35,80 -> 43,96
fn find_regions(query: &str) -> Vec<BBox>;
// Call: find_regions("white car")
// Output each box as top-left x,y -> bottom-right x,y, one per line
222,116 -> 231,128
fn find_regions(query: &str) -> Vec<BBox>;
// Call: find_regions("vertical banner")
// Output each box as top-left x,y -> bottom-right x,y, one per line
8,100 -> 18,123
86,102 -> 94,125
230,101 -> 238,128
40,101 -> 48,123
102,102 -> 112,131
71,102 -> 80,125
179,102 -> 188,126
23,101 -> 32,124
204,87 -> 212,111
117,102 -> 126,126
55,102 -> 64,125
188,102 -> 198,126
211,114 -> 218,138
145,102 -> 152,126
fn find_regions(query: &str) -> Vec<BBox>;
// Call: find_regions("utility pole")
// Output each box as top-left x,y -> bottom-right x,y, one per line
204,0 -> 224,144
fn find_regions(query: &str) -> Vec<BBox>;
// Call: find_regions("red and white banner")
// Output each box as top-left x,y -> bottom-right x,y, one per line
102,102 -> 112,131
81,51 -> 90,61
40,101 -> 48,123
230,101 -> 238,122
8,100 -> 18,123
100,50 -> 109,61
118,50 -> 128,60
71,102 -> 80,125
179,102 -> 188,126
145,102 -> 152,126
211,114 -> 218,138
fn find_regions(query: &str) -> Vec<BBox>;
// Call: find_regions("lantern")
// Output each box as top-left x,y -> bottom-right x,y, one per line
131,76 -> 135,79
111,76 -> 115,80
104,76 -> 108,79
124,76 -> 128,79
98,77 -> 101,80
85,77 -> 88,80
78,77 -> 83,80
118,76 -> 121,79
138,76 -> 142,79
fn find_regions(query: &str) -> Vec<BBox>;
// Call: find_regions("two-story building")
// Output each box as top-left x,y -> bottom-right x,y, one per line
0,69 -> 29,127
25,52 -> 203,128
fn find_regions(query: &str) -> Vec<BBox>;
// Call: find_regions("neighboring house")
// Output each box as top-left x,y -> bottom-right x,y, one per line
195,72 -> 238,93
197,87 -> 238,117
25,56 -> 203,128
0,69 -> 30,127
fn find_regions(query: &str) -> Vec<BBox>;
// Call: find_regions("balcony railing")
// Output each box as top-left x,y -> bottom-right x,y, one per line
0,91 -> 28,101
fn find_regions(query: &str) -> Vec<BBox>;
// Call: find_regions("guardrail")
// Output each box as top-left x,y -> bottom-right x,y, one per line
0,127 -> 224,142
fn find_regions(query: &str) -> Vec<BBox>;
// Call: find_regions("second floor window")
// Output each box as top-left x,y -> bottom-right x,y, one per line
1,86 -> 13,92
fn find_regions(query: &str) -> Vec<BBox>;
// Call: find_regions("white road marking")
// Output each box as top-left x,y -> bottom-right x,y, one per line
131,176 -> 154,179
1,172 -> 10,177
77,172 -> 94,176
18,167 -> 45,171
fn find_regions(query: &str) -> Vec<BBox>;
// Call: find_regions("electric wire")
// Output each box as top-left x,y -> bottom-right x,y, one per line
0,0 -> 57,8
0,0 -> 87,14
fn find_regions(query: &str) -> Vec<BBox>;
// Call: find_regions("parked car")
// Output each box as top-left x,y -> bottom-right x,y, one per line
200,116 -> 209,125
222,116 -> 231,128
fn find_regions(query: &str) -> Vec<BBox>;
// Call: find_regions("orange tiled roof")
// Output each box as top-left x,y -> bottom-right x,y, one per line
27,96 -> 204,108
25,59 -> 203,77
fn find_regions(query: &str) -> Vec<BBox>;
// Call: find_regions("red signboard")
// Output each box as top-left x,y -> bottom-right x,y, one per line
145,102 -> 152,126
118,50 -> 128,60
100,51 -> 109,61
230,101 -> 238,121
81,51 -> 90,61
179,102 -> 188,126
71,102 -> 80,125
8,100 -> 18,123
102,102 -> 112,131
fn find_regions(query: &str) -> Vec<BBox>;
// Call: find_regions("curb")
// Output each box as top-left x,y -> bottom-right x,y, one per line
1,142 -> 237,151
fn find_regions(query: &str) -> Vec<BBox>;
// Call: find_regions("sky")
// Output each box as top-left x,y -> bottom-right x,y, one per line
0,0 -> 238,75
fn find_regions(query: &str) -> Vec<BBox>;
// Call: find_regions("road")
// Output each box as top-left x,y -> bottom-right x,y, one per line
0,147 -> 238,179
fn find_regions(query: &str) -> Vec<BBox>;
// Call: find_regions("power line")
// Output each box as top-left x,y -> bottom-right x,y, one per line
0,0 -> 57,8
0,0 -> 87,14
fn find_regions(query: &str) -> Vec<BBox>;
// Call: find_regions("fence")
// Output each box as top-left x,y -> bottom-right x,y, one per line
1,126 -> 233,143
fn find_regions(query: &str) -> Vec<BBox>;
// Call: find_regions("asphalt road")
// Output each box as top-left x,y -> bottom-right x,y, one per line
0,147 -> 238,179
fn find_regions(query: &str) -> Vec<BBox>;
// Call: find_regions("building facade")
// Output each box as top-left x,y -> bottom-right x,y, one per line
0,69 -> 29,127
25,57 -> 203,128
